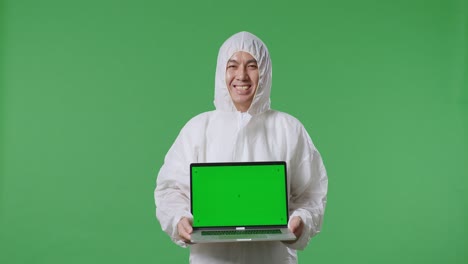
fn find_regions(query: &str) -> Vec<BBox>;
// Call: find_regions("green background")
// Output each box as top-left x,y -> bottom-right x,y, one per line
1,0 -> 466,263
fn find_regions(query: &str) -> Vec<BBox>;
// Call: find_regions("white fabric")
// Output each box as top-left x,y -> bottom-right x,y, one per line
155,31 -> 328,264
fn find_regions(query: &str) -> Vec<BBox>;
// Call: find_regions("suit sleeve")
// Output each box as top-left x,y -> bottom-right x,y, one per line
154,125 -> 195,248
284,127 -> 328,250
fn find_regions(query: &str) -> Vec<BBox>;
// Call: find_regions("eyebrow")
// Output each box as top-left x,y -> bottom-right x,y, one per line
227,59 -> 258,64
246,59 -> 258,64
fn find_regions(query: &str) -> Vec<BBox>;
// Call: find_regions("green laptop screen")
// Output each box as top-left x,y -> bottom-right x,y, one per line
191,162 -> 288,228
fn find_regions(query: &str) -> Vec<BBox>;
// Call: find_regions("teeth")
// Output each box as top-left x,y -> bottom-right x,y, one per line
237,86 -> 249,90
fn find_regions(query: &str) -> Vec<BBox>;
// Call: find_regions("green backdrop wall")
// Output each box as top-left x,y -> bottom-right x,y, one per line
1,0 -> 467,263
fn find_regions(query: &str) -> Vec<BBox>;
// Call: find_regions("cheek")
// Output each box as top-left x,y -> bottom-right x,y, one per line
252,73 -> 260,86
225,72 -> 232,86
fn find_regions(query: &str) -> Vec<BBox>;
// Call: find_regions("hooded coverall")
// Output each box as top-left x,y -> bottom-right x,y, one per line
154,31 -> 328,264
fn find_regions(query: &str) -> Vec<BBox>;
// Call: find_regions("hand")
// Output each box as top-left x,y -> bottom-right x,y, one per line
177,217 -> 193,243
288,216 -> 304,240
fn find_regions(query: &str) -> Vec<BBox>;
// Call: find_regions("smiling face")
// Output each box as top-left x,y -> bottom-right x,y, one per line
225,51 -> 259,112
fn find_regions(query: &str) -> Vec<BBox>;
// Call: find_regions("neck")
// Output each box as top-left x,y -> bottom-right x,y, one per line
235,104 -> 250,113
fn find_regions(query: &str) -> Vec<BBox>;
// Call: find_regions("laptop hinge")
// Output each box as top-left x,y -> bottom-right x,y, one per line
236,227 -> 245,230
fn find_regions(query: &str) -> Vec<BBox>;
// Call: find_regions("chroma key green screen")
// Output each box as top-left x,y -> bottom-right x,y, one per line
190,162 -> 288,228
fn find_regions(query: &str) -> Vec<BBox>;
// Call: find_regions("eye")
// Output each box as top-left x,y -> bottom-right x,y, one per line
248,64 -> 258,69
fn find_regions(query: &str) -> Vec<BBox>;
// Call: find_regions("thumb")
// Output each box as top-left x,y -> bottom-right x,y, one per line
289,217 -> 298,230
289,216 -> 304,238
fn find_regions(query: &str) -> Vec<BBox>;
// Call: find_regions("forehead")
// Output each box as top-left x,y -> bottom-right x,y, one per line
228,51 -> 257,63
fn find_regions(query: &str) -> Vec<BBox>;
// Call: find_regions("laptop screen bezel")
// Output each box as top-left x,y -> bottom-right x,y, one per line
190,161 -> 289,230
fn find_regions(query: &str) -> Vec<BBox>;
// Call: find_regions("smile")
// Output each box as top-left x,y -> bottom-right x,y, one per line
234,85 -> 251,91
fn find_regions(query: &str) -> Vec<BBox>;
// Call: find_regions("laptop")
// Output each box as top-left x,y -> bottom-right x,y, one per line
190,161 -> 296,243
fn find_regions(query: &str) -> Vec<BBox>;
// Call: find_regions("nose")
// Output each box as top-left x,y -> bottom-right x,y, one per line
235,67 -> 249,81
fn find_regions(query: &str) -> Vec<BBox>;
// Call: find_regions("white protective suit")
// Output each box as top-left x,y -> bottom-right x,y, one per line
155,31 -> 328,264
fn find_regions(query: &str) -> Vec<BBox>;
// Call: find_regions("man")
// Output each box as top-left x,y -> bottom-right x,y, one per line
155,31 -> 328,263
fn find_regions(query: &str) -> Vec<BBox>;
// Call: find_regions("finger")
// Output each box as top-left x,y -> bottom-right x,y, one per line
181,231 -> 191,241
294,224 -> 303,237
178,218 -> 193,242
179,228 -> 191,241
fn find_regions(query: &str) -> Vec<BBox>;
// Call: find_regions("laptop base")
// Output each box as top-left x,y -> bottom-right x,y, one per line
190,228 -> 296,243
